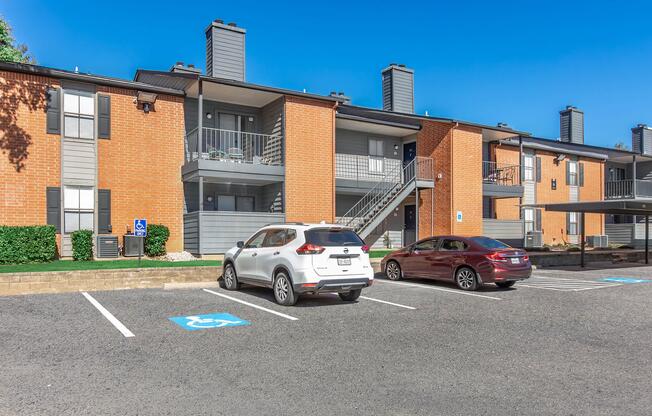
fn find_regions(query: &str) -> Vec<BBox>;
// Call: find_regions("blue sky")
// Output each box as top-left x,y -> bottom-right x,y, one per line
4,0 -> 652,147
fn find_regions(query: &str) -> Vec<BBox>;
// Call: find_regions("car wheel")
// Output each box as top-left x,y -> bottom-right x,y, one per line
221,263 -> 240,290
495,281 -> 516,289
339,289 -> 362,302
385,260 -> 402,281
273,271 -> 297,306
455,267 -> 478,291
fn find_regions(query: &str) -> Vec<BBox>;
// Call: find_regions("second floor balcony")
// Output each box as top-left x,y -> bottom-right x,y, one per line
482,161 -> 523,198
605,179 -> 652,200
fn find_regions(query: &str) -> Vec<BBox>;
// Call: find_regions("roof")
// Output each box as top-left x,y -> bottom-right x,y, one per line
0,61 -> 185,96
537,200 -> 652,215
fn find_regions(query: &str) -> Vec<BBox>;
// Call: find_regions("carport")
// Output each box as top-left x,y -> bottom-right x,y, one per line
538,200 -> 652,267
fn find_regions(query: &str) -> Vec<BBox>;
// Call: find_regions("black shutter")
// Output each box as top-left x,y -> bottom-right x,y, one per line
98,189 -> 112,234
579,163 -> 585,187
566,213 -> 571,235
535,156 -> 542,183
46,88 -> 61,134
535,209 -> 542,232
565,161 -> 570,185
46,187 -> 61,233
98,95 -> 111,139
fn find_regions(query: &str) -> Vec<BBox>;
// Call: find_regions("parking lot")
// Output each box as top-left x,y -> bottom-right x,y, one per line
2,267 -> 652,415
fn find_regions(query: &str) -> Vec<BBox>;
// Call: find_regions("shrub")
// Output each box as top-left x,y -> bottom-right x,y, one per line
145,224 -> 170,256
0,225 -> 57,264
71,229 -> 94,261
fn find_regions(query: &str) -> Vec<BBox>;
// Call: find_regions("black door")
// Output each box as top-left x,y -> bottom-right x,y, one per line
403,142 -> 416,181
404,205 -> 416,245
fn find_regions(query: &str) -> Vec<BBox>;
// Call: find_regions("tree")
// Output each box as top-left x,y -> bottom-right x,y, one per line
0,17 -> 33,64
614,141 -> 630,151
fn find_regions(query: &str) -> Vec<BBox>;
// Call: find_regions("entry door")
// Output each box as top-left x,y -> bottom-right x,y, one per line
403,142 -> 416,181
404,205 -> 416,246
218,113 -> 238,151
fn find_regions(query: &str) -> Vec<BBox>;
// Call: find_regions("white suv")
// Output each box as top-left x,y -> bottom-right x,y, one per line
221,223 -> 375,306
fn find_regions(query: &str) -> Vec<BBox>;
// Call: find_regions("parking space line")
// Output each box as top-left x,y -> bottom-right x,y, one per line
375,280 -> 502,300
359,295 -> 416,310
202,289 -> 298,321
81,292 -> 135,338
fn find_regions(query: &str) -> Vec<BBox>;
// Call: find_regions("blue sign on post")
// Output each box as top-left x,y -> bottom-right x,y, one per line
169,313 -> 250,331
134,219 -> 147,237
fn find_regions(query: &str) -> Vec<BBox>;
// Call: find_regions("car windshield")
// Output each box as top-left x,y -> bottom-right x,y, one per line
305,228 -> 364,246
470,236 -> 511,249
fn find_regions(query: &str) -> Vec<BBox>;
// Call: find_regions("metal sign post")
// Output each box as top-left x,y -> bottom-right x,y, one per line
134,219 -> 147,267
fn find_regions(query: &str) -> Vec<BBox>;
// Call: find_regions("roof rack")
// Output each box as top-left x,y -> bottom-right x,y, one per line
262,222 -> 306,227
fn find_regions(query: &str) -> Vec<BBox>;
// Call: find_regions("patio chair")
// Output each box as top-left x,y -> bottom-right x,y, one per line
228,147 -> 244,162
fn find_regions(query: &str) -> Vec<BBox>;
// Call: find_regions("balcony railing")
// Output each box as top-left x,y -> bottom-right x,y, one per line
483,161 -> 520,186
185,127 -> 283,166
605,180 -> 652,199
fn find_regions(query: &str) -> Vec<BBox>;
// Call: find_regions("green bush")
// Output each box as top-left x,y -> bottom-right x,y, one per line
145,224 -> 170,256
71,230 -> 94,261
0,225 -> 57,264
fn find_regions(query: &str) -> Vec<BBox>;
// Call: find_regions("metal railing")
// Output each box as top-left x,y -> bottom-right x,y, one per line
482,161 -> 520,186
185,127 -> 283,166
335,154 -> 402,181
605,179 -> 652,199
337,156 -> 433,233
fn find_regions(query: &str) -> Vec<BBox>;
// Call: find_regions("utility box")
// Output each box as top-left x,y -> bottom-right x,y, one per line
587,235 -> 609,248
96,236 -> 119,258
525,231 -> 543,248
123,235 -> 144,257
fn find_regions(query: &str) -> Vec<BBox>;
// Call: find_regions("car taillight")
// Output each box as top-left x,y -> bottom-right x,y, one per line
485,252 -> 508,262
361,245 -> 370,253
523,254 -> 529,261
296,243 -> 325,255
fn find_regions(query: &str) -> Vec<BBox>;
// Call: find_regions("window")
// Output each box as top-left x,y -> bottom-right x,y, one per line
236,196 -> 255,212
523,208 -> 534,234
63,186 -> 94,233
305,228 -> 364,247
568,212 -> 579,235
64,91 -> 94,139
440,239 -> 468,251
245,231 -> 267,249
569,161 -> 578,186
368,139 -> 384,174
263,229 -> 286,247
608,167 -> 625,181
414,239 -> 438,251
217,195 -> 236,211
523,155 -> 534,181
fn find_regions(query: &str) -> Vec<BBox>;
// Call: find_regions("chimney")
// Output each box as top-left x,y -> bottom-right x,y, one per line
329,91 -> 351,104
170,62 -> 201,75
381,64 -> 414,113
205,19 -> 246,81
559,105 -> 584,144
632,124 -> 652,155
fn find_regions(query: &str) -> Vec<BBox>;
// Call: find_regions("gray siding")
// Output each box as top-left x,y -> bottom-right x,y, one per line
184,212 -> 199,253
62,138 -> 95,185
336,129 -> 402,158
184,98 -> 261,133
185,182 -> 283,214
632,126 -> 652,155
381,66 -> 414,113
483,219 -> 524,240
560,108 -> 584,144
206,23 -> 245,81
605,224 -> 634,245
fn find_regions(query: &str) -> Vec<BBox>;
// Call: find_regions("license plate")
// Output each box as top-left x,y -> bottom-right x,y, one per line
510,257 -> 520,264
337,258 -> 351,266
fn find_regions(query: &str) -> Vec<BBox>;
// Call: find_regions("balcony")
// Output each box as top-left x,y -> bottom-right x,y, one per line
335,154 -> 434,193
605,180 -> 652,200
482,161 -> 523,198
183,127 -> 284,183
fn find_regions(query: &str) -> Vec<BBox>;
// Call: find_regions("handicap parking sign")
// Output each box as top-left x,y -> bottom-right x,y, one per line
134,219 -> 147,237
169,313 -> 250,331
599,277 -> 652,284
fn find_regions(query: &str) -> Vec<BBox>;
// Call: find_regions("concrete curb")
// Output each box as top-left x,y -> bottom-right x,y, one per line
164,281 -> 219,290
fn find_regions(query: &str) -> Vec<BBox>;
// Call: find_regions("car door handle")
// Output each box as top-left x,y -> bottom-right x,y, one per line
251,253 -> 258,257
273,251 -> 280,255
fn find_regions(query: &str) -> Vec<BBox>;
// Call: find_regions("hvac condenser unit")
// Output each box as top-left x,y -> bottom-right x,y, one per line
96,236 -> 119,258
525,231 -> 543,248
587,235 -> 609,248
123,235 -> 144,257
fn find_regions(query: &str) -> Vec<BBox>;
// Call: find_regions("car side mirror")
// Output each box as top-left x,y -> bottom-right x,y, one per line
236,241 -> 244,249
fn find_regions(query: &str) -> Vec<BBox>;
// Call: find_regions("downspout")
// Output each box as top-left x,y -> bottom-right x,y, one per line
450,122 -> 458,234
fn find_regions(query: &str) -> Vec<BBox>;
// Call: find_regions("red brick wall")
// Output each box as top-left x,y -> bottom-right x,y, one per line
284,96 -> 336,223
451,125 -> 483,236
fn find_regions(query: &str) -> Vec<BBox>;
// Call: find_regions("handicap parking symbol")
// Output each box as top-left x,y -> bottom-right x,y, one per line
599,277 -> 652,284
169,313 -> 250,331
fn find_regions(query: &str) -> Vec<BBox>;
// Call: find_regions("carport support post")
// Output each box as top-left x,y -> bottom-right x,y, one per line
580,212 -> 586,268
645,215 -> 649,265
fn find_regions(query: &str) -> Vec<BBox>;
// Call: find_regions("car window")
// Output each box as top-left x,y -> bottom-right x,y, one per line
245,231 -> 267,249
469,236 -> 511,249
263,229 -> 286,248
414,239 -> 438,251
440,239 -> 468,251
285,229 -> 297,244
305,228 -> 364,246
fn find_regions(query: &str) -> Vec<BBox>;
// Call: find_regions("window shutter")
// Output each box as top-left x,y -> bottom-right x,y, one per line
535,209 -> 542,232
535,157 -> 542,183
98,95 -> 111,139
98,189 -> 112,234
579,163 -> 585,187
565,161 -> 570,185
46,88 -> 61,134
566,213 -> 571,235
46,187 -> 61,233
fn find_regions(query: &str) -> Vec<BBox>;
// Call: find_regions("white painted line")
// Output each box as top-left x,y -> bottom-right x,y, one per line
359,295 -> 416,310
81,292 -> 134,338
202,289 -> 298,321
376,280 -> 502,300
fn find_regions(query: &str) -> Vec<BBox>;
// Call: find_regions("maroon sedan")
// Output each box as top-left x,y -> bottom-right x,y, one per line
381,236 -> 531,290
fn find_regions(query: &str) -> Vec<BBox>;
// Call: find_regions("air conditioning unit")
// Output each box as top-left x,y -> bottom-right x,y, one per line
123,234 -> 144,257
587,235 -> 609,248
524,231 -> 543,248
96,236 -> 119,258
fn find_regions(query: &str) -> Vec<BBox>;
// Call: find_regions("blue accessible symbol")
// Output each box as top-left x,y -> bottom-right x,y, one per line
134,218 -> 147,237
599,277 -> 652,284
169,313 -> 250,331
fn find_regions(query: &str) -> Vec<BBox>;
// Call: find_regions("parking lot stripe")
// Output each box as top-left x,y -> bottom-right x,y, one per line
375,280 -> 502,300
202,289 -> 298,321
518,276 -> 622,292
359,296 -> 416,310
81,292 -> 135,338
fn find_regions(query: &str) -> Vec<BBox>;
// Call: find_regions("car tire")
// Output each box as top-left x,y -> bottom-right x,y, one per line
455,267 -> 478,291
495,281 -> 516,289
221,263 -> 240,290
385,260 -> 402,281
273,271 -> 297,306
339,289 -> 362,302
